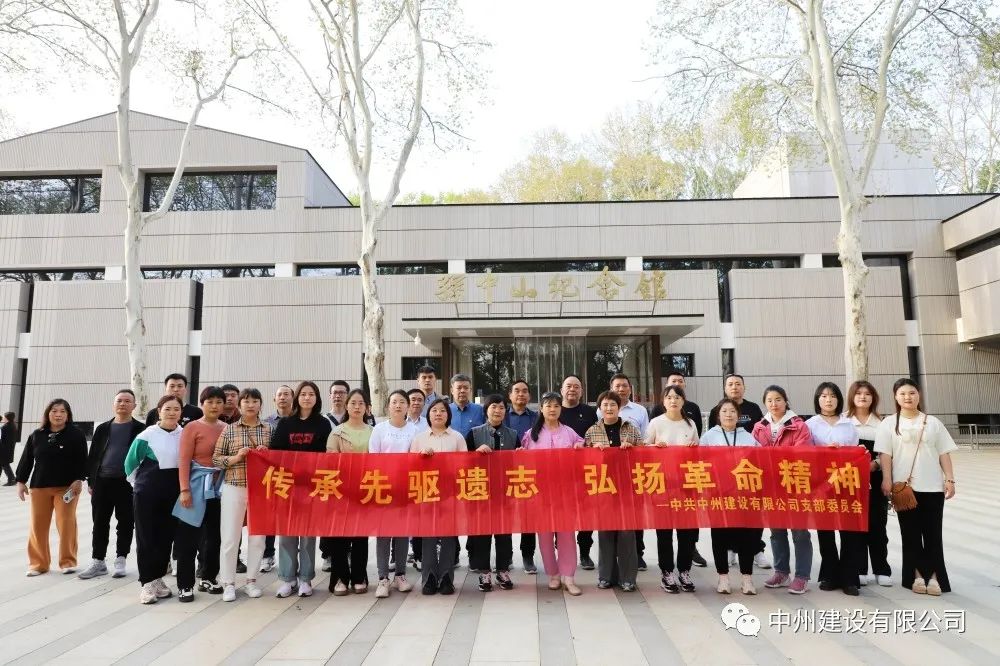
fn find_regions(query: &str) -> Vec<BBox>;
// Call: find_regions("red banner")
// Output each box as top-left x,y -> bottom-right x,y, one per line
246,447 -> 870,537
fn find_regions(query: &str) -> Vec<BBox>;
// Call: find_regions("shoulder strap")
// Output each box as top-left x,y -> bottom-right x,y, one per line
904,415 -> 927,483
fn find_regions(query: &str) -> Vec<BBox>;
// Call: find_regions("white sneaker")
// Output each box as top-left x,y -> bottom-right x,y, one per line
245,581 -> 263,598
139,582 -> 158,604
876,575 -> 893,587
375,578 -> 390,598
298,581 -> 313,597
259,557 -> 274,573
222,584 -> 237,602
152,578 -> 172,599
276,582 -> 295,598
859,574 -> 869,586
728,551 -> 738,567
393,575 -> 413,593
61,567 -> 77,575
754,552 -> 772,569
25,569 -> 43,577
113,556 -> 127,578
741,576 -> 757,595
78,559 -> 107,579
717,574 -> 731,594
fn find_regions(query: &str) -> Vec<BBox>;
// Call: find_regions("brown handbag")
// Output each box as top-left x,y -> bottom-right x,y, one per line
890,415 -> 926,512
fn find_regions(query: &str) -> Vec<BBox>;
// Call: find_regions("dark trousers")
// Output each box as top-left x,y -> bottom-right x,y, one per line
134,491 -> 177,585
175,497 -> 221,589
636,530 -> 644,557
520,533 -> 536,558
319,536 -> 334,560
577,531 -> 594,554
421,537 -> 457,586
1,462 -> 14,482
897,491 -> 950,592
711,527 -> 762,575
329,536 -> 369,588
656,528 -> 698,573
862,484 -> 891,576
817,530 -> 863,589
91,476 -> 134,560
469,534 -> 513,573
264,535 -> 276,559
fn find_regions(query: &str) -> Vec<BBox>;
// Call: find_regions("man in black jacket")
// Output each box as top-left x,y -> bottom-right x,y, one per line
79,389 -> 146,580
145,373 -> 203,426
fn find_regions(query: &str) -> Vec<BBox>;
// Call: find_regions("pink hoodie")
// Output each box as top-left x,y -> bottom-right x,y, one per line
751,411 -> 814,447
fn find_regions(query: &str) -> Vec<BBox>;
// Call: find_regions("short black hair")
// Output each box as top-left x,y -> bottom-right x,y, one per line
330,380 -> 350,392
665,370 -> 686,381
416,365 -> 437,377
406,388 -> 425,399
164,373 -> 189,386
813,382 -> 844,415
425,397 -> 452,428
115,388 -> 136,398
388,389 -> 411,405
724,373 -> 745,383
221,384 -> 240,394
610,373 -> 631,387
199,386 -> 226,404
483,393 -> 506,410
508,379 -> 530,393
239,387 -> 263,403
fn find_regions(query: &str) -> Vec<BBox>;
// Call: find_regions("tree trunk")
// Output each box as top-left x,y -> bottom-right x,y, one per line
359,202 -> 389,416
837,200 -> 869,386
123,204 -> 150,415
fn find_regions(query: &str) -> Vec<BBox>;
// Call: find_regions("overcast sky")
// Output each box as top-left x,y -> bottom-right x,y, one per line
8,0 -> 662,196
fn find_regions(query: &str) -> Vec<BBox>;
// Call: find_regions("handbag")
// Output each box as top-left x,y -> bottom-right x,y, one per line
889,415 -> 926,512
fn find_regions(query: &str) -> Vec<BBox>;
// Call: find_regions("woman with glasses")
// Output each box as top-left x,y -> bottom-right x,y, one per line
16,399 -> 87,577
521,391 -> 585,596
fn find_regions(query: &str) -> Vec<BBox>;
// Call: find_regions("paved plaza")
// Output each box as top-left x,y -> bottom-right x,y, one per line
0,448 -> 997,665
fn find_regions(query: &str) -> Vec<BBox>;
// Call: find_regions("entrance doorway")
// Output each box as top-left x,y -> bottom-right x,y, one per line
448,335 -> 657,404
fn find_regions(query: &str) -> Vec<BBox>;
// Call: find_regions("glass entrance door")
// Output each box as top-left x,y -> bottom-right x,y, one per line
449,335 -> 654,404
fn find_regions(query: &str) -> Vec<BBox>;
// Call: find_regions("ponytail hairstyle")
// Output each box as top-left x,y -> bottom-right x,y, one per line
530,391 -> 562,442
891,377 -> 922,435
662,385 -> 693,428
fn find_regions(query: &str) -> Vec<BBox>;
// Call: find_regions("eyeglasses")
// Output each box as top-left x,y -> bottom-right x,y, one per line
540,392 -> 562,401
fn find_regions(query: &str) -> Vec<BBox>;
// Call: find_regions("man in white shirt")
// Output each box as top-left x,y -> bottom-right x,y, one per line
597,373 -> 649,438
406,389 -> 429,433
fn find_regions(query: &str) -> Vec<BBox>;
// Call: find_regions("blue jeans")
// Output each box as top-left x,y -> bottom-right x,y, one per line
770,529 -> 812,580
278,536 -> 316,583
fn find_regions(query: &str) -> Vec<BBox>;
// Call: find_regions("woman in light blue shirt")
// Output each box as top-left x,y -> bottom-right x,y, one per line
805,382 -> 863,597
701,399 -> 759,595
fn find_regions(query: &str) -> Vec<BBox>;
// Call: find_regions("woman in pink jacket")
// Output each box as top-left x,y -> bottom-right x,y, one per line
521,391 -> 585,595
752,385 -> 814,594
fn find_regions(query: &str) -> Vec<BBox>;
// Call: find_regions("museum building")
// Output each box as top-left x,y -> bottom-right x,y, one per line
1,112 -> 998,435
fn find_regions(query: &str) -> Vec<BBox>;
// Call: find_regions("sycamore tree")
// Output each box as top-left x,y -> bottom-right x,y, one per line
654,0 -> 991,384
246,0 -> 485,415
39,0 -> 262,413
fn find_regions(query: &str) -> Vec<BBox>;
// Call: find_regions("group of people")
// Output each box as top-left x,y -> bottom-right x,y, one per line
11,366 -> 958,605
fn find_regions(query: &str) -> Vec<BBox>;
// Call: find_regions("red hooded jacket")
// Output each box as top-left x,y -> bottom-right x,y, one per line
751,412 -> 814,447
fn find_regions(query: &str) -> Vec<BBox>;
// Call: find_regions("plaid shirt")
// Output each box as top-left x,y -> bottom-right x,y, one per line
584,419 -> 643,448
212,418 -> 272,487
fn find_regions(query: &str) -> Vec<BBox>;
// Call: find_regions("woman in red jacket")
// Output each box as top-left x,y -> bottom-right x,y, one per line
752,385 -> 814,594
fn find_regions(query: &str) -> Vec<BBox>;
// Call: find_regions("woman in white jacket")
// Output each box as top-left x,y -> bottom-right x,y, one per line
700,398 -> 759,595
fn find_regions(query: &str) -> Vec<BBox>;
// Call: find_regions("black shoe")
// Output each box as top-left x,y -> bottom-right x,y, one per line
637,557 -> 647,572
580,554 -> 595,571
178,588 -> 194,603
691,548 -> 707,568
478,574 -> 493,592
422,575 -> 438,595
438,576 -> 455,595
236,560 -> 247,574
522,555 -> 537,575
197,579 -> 223,594
496,571 -> 514,590
2,480 -> 15,486
819,580 -> 840,591
843,585 -> 860,596
597,579 -> 612,589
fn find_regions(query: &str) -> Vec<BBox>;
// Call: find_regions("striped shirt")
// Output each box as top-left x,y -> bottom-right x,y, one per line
212,418 -> 272,487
